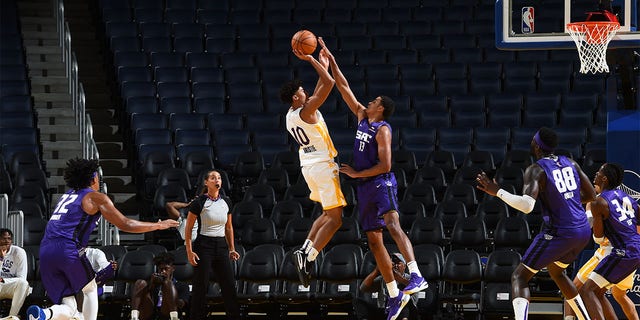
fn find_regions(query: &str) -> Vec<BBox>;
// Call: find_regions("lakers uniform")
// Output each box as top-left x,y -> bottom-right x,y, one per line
286,107 -> 346,210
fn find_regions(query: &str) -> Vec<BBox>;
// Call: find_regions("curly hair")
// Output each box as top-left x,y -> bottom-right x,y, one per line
0,228 -> 13,238
380,95 -> 395,119
63,157 -> 100,190
279,79 -> 303,104
602,162 -> 624,189
153,252 -> 175,267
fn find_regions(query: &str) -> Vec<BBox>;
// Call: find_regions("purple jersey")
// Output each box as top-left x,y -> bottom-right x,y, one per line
536,156 -> 589,229
43,188 -> 101,248
352,118 -> 390,171
599,189 -> 640,248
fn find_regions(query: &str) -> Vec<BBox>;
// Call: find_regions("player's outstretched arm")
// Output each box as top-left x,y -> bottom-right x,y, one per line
84,192 -> 178,233
476,165 -> 538,214
320,37 -> 365,119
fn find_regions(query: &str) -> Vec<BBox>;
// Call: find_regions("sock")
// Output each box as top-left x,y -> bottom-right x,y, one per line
50,296 -> 77,320
406,261 -> 422,277
567,295 -> 591,320
565,316 -> 576,320
386,280 -> 400,298
81,279 -> 99,320
307,247 -> 319,261
512,297 -> 529,320
169,311 -> 179,320
131,310 -> 139,320
302,239 -> 313,252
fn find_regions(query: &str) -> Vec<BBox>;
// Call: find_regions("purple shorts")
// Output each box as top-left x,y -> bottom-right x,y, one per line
40,240 -> 95,304
522,223 -> 591,270
356,173 -> 399,232
594,245 -> 640,284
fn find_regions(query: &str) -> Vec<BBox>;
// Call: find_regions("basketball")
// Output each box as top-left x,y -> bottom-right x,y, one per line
291,30 -> 317,55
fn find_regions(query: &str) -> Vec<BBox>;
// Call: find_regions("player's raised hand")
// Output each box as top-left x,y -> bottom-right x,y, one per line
292,49 -> 312,61
318,37 -> 333,59
318,48 -> 329,69
476,171 -> 500,196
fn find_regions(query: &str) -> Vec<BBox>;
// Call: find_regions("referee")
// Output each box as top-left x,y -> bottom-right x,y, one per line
185,169 -> 241,320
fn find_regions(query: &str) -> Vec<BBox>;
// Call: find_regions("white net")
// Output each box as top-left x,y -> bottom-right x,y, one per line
567,21 -> 620,74
619,170 -> 640,201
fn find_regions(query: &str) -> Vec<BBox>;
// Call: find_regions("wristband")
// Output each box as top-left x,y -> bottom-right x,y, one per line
593,235 -> 605,244
585,210 -> 594,227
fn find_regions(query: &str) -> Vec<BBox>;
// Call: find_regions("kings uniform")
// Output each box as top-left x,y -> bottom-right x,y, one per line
523,156 -> 592,270
353,118 -> 399,232
40,188 -> 101,304
593,189 -> 640,285
286,107 -> 346,210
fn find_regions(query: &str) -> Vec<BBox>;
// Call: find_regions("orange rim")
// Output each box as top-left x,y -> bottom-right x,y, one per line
566,21 -> 620,44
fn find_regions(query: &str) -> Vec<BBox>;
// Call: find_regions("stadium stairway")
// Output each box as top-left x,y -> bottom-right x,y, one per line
64,0 -> 148,245
17,0 -> 145,245
18,1 -> 82,194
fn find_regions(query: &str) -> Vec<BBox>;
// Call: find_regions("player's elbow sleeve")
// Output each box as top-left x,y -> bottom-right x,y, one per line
497,189 -> 536,214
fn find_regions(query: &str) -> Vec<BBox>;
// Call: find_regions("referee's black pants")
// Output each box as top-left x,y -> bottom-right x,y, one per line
189,235 -> 240,320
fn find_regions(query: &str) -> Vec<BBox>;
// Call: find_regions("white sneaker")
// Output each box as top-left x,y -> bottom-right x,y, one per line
71,311 -> 84,320
1,316 -> 20,320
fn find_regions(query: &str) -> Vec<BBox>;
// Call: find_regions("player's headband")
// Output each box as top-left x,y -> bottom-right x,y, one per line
534,131 -> 553,152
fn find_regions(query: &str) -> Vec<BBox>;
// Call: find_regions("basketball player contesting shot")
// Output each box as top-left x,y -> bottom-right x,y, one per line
476,127 -> 597,320
319,38 -> 429,320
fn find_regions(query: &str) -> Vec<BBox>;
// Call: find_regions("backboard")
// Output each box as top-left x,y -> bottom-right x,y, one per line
496,0 -> 640,49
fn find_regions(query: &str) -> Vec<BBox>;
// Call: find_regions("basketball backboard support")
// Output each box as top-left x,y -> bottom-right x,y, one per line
496,0 -> 640,49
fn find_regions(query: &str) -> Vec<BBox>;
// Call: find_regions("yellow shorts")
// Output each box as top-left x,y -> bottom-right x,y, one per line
576,246 -> 635,290
301,160 -> 346,210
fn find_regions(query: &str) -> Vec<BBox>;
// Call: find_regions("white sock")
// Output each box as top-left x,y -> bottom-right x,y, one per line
169,311 -> 179,320
567,295 -> 591,320
386,280 -> 400,298
512,297 -> 529,320
81,280 -> 99,320
565,316 -> 576,320
406,261 -> 422,277
307,247 -> 319,261
131,310 -> 139,320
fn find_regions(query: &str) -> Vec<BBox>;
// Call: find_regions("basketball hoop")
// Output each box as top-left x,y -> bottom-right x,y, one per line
566,21 -> 620,74
619,170 -> 640,201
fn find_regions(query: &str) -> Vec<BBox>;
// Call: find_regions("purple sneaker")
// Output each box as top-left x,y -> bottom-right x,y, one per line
386,292 -> 410,320
403,272 -> 429,295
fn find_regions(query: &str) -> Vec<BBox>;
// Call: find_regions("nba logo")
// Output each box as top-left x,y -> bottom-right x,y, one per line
522,7 -> 534,34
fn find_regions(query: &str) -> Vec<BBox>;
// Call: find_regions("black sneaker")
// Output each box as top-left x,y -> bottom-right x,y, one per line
293,249 -> 312,287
